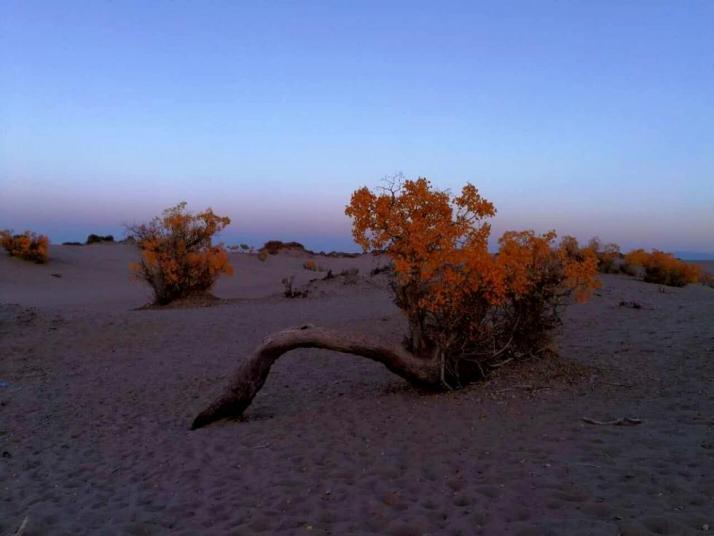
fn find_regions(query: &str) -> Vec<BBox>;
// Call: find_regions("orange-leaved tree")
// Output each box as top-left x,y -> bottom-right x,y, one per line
346,179 -> 599,382
191,178 -> 599,429
129,202 -> 233,305
0,230 -> 49,263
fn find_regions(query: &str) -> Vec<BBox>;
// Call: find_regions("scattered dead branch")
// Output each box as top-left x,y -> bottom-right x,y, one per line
600,381 -> 635,388
488,357 -> 514,369
495,384 -> 552,393
582,417 -> 642,426
281,276 -> 308,298
14,516 -> 29,536
619,301 -> 642,309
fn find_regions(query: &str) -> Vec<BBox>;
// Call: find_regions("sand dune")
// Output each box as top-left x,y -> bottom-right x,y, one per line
0,245 -> 386,310
1,245 -> 713,534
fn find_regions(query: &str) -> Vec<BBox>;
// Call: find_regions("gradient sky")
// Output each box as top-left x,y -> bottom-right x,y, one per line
1,1 -> 712,253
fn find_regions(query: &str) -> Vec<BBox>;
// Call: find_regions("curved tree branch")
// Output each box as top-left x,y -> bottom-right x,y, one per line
191,325 -> 439,429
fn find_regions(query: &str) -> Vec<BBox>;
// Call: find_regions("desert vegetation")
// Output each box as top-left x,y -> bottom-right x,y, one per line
623,248 -> 702,287
564,237 -> 703,288
257,241 -> 308,261
0,230 -> 49,263
584,237 -> 622,274
129,202 -> 234,305
86,234 -> 115,244
228,243 -> 255,253
192,178 -> 600,428
260,240 -> 307,255
280,275 -> 309,298
302,260 -> 321,271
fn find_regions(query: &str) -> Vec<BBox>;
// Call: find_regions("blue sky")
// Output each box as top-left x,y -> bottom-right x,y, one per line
1,1 -> 712,253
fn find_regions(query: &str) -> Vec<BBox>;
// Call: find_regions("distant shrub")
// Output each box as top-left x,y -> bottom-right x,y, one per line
622,248 -> 646,276
623,248 -> 648,267
240,243 -> 250,251
559,235 -> 581,260
129,202 -> 233,305
323,250 -> 360,258
590,239 -> 622,274
86,234 -> 114,244
260,240 -> 307,255
0,230 -> 49,263
339,267 -> 360,285
582,237 -> 622,273
303,260 -> 319,271
599,244 -> 622,273
624,249 -> 701,287
281,275 -> 308,298
370,265 -> 392,276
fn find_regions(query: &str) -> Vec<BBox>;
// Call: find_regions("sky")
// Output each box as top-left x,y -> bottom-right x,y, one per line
1,1 -> 712,254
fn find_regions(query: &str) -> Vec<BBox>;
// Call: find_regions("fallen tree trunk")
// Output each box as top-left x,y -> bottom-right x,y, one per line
191,325 -> 440,429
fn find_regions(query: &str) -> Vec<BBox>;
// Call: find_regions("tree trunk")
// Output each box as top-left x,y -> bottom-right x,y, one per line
191,325 -> 440,429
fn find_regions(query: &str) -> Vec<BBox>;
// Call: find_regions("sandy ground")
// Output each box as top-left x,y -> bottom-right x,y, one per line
1,245 -> 713,535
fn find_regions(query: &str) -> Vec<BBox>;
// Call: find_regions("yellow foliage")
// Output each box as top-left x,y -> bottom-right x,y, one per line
129,203 -> 233,304
346,178 -> 599,361
0,230 -> 49,263
624,248 -> 648,269
624,249 -> 701,287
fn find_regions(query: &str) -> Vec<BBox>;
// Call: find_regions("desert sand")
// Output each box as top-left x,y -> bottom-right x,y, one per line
1,244 -> 713,535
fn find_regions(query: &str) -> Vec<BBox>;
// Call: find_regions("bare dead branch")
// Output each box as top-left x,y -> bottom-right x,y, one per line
192,325 -> 440,429
582,417 -> 642,426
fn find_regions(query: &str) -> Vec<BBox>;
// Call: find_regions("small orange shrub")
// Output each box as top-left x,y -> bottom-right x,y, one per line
303,260 -> 319,271
624,249 -> 701,287
129,203 -> 233,304
0,230 -> 49,263
495,230 -> 599,354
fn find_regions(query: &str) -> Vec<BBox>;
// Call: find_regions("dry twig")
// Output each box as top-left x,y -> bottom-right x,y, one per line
582,417 -> 642,426
14,516 -> 29,536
